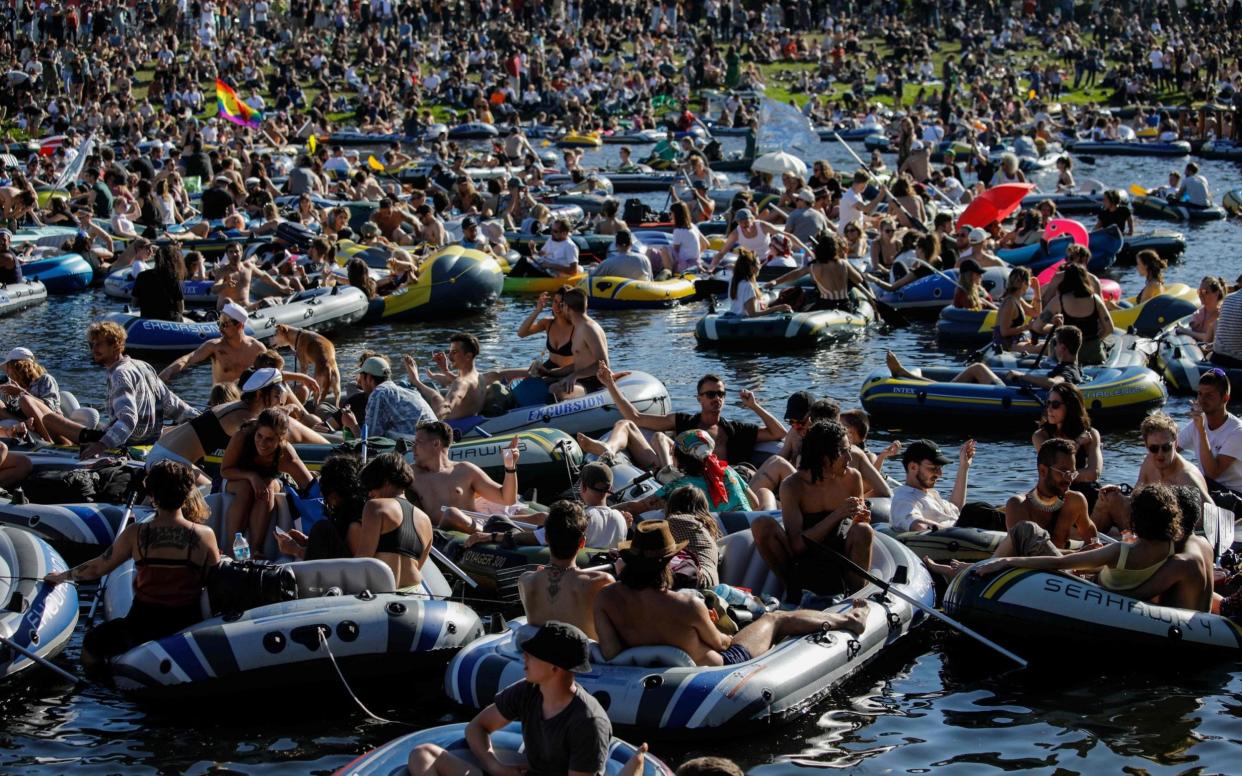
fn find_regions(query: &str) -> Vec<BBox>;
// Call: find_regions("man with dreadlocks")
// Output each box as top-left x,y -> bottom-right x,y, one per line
752,421 -> 876,600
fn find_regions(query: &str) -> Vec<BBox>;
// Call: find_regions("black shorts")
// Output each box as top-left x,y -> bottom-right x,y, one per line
83,598 -> 203,660
578,376 -> 604,394
789,518 -> 853,599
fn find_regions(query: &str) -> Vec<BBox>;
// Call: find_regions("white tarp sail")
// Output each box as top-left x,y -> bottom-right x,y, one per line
54,133 -> 93,190
757,96 -> 820,155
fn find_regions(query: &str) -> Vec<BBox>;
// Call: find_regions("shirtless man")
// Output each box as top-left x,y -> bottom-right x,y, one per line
409,419 -> 521,533
752,421 -> 875,598
404,332 -> 486,421
553,288 -> 609,400
925,438 -> 1099,580
517,500 -> 615,640
594,520 -> 869,667
210,242 -> 291,309
158,302 -> 268,385
1092,413 -> 1211,536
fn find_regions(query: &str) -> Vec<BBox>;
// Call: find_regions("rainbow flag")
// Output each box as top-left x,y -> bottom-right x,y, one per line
215,79 -> 262,129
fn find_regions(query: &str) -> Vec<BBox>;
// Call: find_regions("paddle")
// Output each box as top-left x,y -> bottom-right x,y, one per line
0,634 -> 81,684
804,536 -> 1028,668
86,487 -> 140,626
832,132 -> 929,230
1128,183 -> 1150,198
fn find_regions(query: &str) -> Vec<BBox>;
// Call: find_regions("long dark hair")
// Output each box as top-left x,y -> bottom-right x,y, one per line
347,257 -> 376,299
154,244 -> 186,286
1059,263 -> 1092,298
319,454 -> 368,529
729,248 -> 759,300
798,421 -> 850,483
1040,382 -> 1091,441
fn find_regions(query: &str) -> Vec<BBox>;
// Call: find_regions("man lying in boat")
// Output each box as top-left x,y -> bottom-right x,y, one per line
751,421 -> 876,600
407,621 -> 648,776
403,333 -> 487,422
594,521 -> 869,668
884,324 -> 1086,388
925,439 -> 1099,580
889,439 -> 982,533
409,420 -> 525,534
1092,413 -> 1212,536
467,464 -> 628,551
516,500 -> 617,641
973,484 -> 1214,613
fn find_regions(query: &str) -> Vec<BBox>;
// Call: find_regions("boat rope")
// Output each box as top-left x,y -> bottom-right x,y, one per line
318,627 -> 415,727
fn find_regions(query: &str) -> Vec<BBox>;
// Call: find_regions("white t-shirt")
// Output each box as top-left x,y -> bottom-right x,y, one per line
729,280 -> 757,316
838,187 -> 866,232
890,485 -> 961,532
1178,413 -> 1242,492
535,505 -> 628,549
539,237 -> 580,270
671,226 -> 702,270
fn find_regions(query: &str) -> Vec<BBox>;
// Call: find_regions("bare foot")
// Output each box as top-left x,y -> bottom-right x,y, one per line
575,432 -> 610,458
618,742 -> 648,776
885,350 -> 904,379
923,556 -> 968,580
832,599 -> 870,636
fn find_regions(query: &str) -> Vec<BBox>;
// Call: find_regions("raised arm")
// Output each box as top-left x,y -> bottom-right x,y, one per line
44,522 -> 139,585
597,362 -> 674,430
741,389 -> 788,443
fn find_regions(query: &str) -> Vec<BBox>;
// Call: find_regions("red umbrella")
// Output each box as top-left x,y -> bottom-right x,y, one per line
955,183 -> 1036,230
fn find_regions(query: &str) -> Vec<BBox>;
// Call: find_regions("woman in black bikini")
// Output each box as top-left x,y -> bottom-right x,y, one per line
219,408 -> 313,555
144,368 -> 323,481
485,285 -> 576,389
355,452 -> 433,588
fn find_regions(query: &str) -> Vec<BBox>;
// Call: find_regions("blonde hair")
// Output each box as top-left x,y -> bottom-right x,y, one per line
5,358 -> 45,388
87,321 -> 126,349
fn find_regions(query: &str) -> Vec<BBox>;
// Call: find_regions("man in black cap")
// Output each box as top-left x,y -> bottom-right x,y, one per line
594,521 -> 869,667
457,216 -> 494,256
407,620 -> 631,776
889,438 -> 976,532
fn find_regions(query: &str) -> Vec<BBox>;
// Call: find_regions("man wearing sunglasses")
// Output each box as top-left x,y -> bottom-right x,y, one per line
585,367 -> 786,477
1093,412 -> 1211,536
157,302 -> 268,385
1178,370 -> 1242,512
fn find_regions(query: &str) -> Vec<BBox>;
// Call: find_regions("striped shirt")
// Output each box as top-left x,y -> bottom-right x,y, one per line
1214,290 -> 1242,361
666,513 -> 720,588
100,356 -> 199,449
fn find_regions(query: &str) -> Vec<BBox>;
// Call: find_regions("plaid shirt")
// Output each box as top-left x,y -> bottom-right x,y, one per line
364,380 -> 435,439
100,356 -> 199,449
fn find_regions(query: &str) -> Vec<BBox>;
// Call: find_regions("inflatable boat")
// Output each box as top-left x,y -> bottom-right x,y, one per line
995,226 -> 1122,274
944,565 -> 1242,658
451,370 -> 671,440
556,131 -> 603,148
1066,139 -> 1191,157
20,253 -> 93,294
602,128 -> 666,144
980,333 -> 1156,371
859,364 -> 1167,429
102,555 -> 484,700
1131,195 -> 1227,222
873,266 -> 1008,316
1019,192 -> 1107,215
1157,327 -> 1242,400
447,123 -> 499,140
1117,230 -> 1186,264
326,130 -> 416,146
444,529 -> 930,733
103,269 -> 217,305
335,722 -> 671,776
0,526 -> 78,682
935,283 -> 1200,345
0,280 -> 47,317
695,300 -> 874,350
101,285 -> 370,355
0,501 -> 151,566
1196,138 -> 1242,161
358,246 -> 503,323
578,275 -> 697,310
879,525 -> 1004,563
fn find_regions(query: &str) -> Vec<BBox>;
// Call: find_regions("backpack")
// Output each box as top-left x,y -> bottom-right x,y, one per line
206,559 -> 298,616
19,463 -> 138,504
481,381 -> 518,417
275,221 -> 316,250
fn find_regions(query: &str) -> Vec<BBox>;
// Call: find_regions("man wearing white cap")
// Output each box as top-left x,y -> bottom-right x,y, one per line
340,356 -> 435,440
0,347 -> 64,443
37,321 -> 198,460
158,302 -> 268,385
961,227 -> 1005,268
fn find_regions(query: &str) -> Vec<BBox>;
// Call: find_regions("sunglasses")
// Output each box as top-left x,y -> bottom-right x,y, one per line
700,390 -> 727,399
1147,443 -> 1173,454
1209,368 -> 1227,378
1049,466 -> 1078,480
1046,399 -> 1064,410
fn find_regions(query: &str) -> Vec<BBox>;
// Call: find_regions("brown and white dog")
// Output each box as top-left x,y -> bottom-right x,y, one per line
273,323 -> 341,406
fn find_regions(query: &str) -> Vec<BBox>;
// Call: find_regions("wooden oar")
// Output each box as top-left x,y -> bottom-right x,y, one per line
805,537 -> 1028,668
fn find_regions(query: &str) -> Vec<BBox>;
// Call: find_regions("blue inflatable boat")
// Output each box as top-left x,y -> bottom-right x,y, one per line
859,365 -> 1167,429
0,526 -> 79,683
995,226 -> 1123,273
20,253 -> 93,294
1066,139 -> 1191,157
103,269 -> 217,304
0,280 -> 47,316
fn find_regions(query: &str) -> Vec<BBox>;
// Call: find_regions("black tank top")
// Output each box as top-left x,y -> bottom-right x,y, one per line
375,498 -> 424,559
1059,294 -> 1100,339
189,408 -> 235,455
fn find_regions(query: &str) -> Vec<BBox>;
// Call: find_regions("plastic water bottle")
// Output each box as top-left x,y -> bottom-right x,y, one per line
232,532 -> 251,561
713,583 -> 768,619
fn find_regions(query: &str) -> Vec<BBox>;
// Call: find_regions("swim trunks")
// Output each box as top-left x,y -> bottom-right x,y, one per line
718,643 -> 752,665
